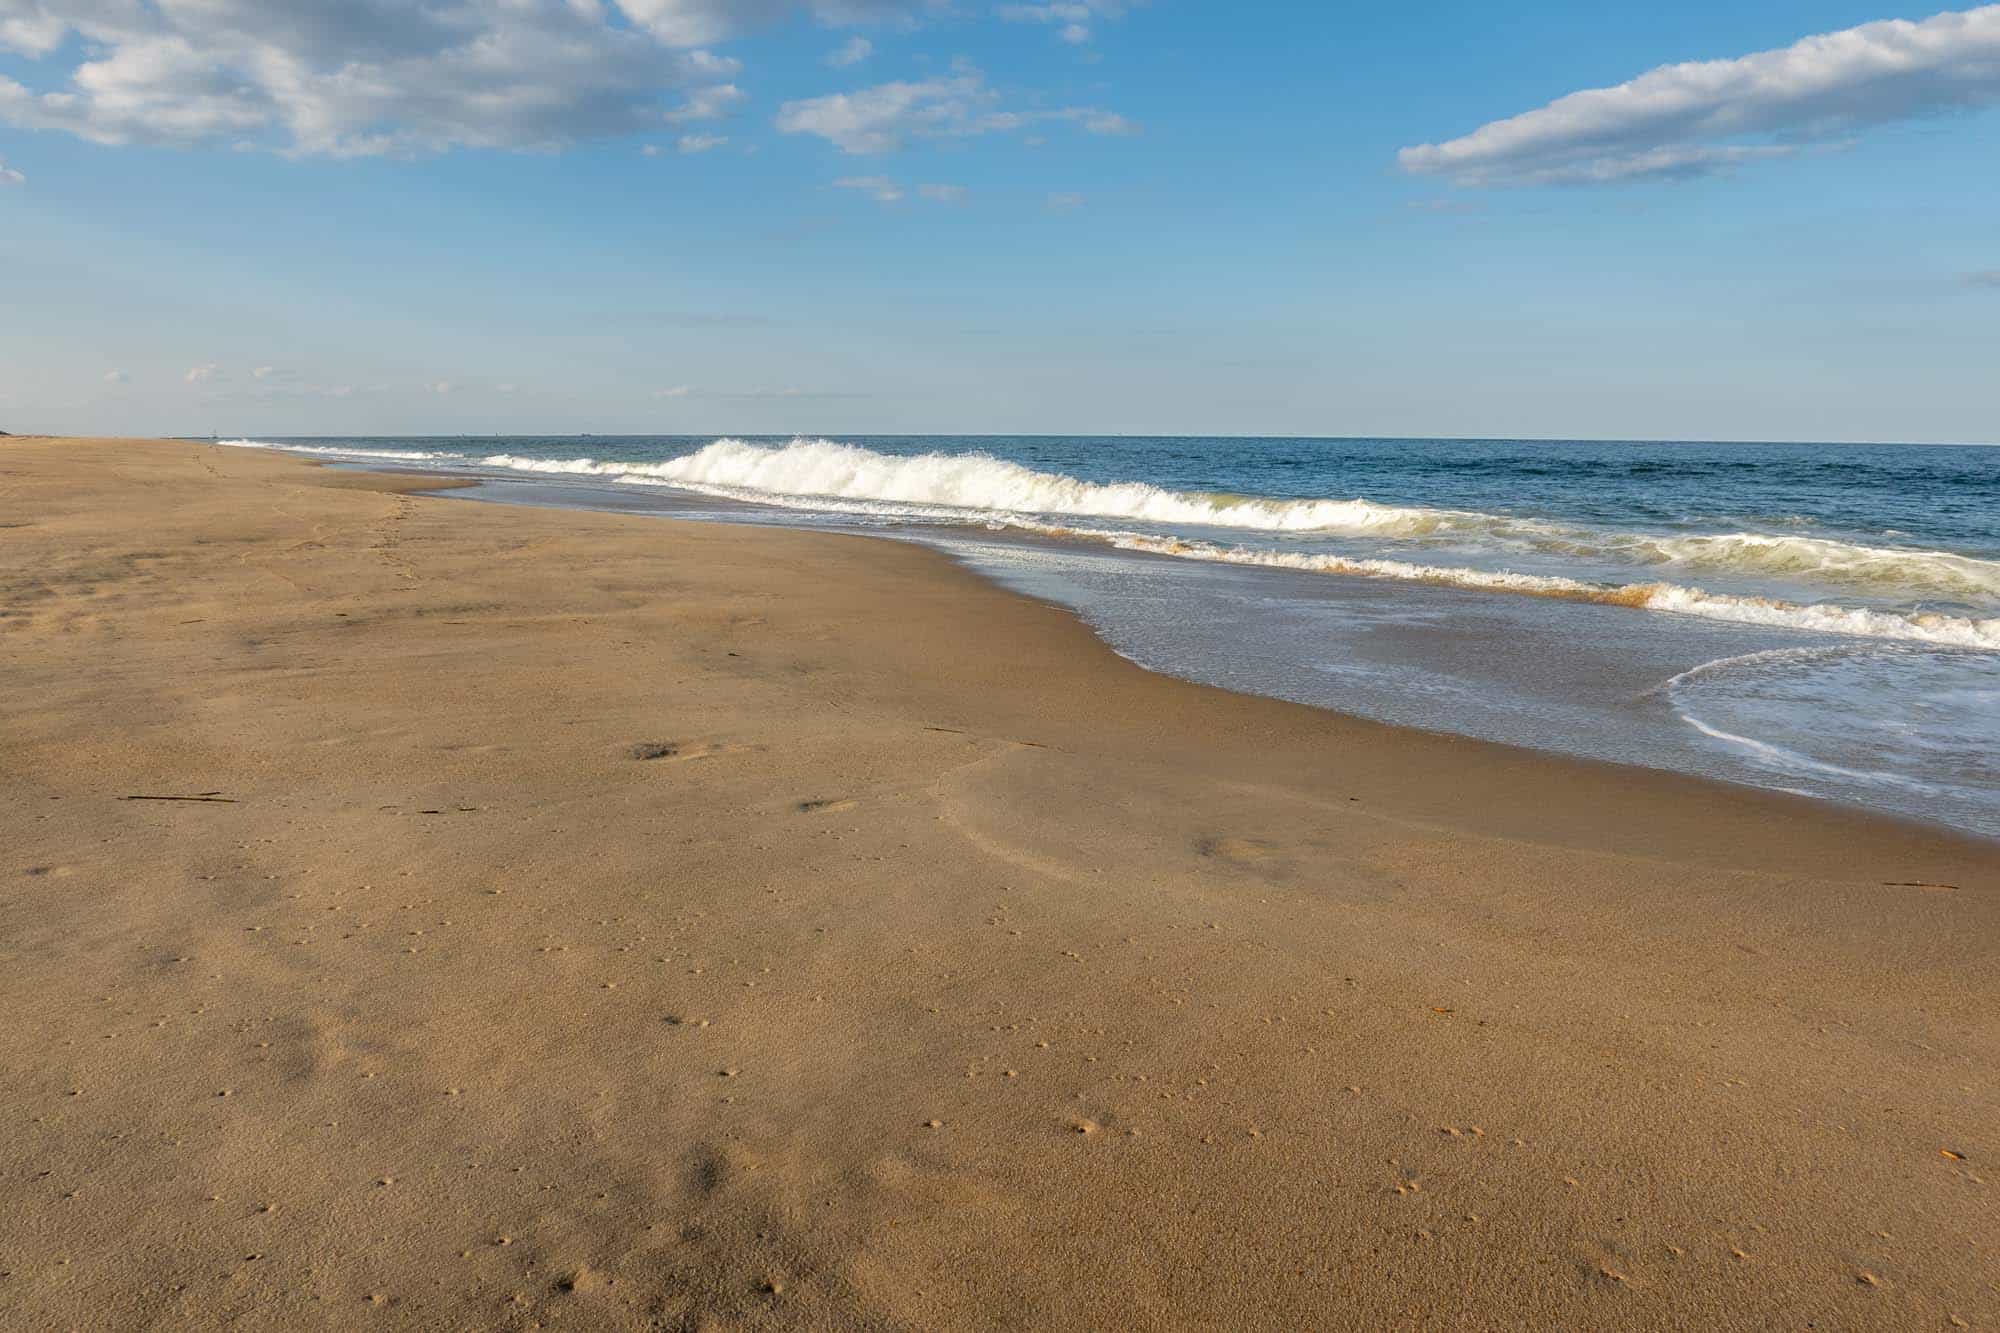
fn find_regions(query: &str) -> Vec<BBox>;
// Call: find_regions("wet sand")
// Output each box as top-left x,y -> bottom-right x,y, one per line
3,437 -> 1995,1329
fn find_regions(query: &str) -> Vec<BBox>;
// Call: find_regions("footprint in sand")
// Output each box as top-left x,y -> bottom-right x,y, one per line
1194,836 -> 1294,878
628,740 -> 760,763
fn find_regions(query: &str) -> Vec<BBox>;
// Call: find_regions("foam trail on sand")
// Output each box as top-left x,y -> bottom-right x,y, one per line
219,439 -> 466,463
1660,644 -> 2000,804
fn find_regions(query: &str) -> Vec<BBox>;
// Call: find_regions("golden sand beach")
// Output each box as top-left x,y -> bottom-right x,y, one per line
2,438 -> 1995,1329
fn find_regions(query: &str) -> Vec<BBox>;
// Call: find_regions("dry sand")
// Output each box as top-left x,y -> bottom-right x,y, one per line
2,437 -> 1995,1330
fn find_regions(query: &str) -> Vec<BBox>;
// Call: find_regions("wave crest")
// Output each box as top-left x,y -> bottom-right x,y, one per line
1087,530 -> 2000,651
1631,531 -> 2000,598
627,437 -> 1477,535
633,439 -> 2000,601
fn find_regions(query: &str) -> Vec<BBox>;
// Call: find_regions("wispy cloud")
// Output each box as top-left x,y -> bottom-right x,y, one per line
665,83 -> 746,125
653,384 -> 693,398
184,363 -> 219,384
102,369 -> 127,384
827,36 -> 873,67
677,133 -> 728,153
1046,190 -> 1084,210
776,65 -> 1136,153
1080,110 -> 1135,135
996,1 -> 1137,45
1406,197 -> 1485,215
835,174 -> 905,202
608,2 -> 935,47
1400,5 -> 2000,187
0,158 -> 22,185
835,176 -> 968,204
1967,270 -> 2000,288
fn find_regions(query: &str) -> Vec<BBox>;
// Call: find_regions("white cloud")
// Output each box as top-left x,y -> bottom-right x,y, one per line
1400,5 -> 2000,187
0,1 -> 904,156
665,83 -> 746,124
996,1 -> 1134,44
834,173 -> 904,202
827,36 -> 873,67
653,384 -> 693,398
0,158 -> 21,185
429,380 -> 453,395
184,363 -> 219,384
918,182 -> 967,203
251,364 -> 277,379
780,74 -> 977,153
642,143 -> 663,156
1046,190 -> 1084,210
677,132 -> 728,152
612,1 -> 936,47
0,3 -> 65,56
775,66 -> 1135,152
681,48 -> 744,79
102,369 -> 127,384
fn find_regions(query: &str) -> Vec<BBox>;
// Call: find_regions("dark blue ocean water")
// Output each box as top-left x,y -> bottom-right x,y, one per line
217,434 -> 2000,836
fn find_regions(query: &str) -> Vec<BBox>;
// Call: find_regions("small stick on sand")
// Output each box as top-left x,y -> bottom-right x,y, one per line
120,794 -> 238,803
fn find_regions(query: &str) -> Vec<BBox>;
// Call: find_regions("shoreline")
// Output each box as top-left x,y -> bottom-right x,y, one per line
213,433 -> 2000,840
4,437 -> 1995,1328
421,456 -> 1995,850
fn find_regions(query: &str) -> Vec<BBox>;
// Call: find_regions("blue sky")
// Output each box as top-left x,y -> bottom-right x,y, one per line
2,1 -> 1998,442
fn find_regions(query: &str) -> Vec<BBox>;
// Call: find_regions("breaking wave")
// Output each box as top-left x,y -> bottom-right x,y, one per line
216,436 -> 2000,651
622,439 -> 2000,601
487,437 -> 1485,536
1062,530 -> 2000,651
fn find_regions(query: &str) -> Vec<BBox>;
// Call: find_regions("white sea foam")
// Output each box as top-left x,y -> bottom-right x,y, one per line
577,437 -> 1509,535
630,439 -> 2000,600
1662,645 -> 1997,798
1076,530 -> 2000,651
217,436 -> 2000,650
1626,531 -> 2000,598
1673,710 -> 1943,792
218,439 -> 468,463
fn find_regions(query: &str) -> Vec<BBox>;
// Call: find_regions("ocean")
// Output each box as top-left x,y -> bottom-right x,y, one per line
215,435 -> 2000,838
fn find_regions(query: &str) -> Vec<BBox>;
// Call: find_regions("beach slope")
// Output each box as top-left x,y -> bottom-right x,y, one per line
2,438 -> 1995,1329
